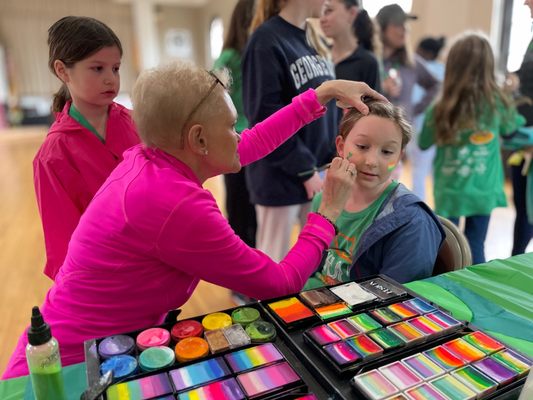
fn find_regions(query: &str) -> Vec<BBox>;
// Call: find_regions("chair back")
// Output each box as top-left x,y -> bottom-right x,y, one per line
432,216 -> 473,276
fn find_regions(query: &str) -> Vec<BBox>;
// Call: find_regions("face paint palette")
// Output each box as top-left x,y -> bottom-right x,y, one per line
442,338 -> 486,363
490,349 -> 532,377
87,275 -> 530,400
423,346 -> 466,371
299,287 -> 341,308
452,365 -> 498,397
351,370 -> 399,399
328,319 -> 360,339
430,374 -> 477,400
401,353 -> 446,380
461,331 -> 505,355
315,302 -> 353,320
379,361 -> 424,390
266,297 -> 316,327
368,328 -> 405,350
329,281 -> 377,306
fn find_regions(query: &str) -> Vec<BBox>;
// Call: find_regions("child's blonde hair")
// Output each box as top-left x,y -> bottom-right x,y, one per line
434,31 -> 512,145
338,100 -> 412,149
131,61 -> 231,149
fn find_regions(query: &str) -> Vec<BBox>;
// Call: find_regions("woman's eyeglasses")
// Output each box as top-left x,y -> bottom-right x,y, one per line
182,71 -> 225,128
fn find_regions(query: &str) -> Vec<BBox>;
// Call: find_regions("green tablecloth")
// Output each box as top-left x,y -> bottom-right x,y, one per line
2,253 -> 532,399
405,252 -> 533,358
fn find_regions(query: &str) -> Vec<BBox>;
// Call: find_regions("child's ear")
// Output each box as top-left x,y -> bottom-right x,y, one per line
335,135 -> 345,158
186,124 -> 208,156
53,60 -> 69,82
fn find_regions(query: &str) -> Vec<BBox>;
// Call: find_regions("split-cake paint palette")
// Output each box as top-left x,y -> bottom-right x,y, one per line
85,275 -> 531,400
351,331 -> 532,399
105,344 -> 306,400
85,305 -> 328,399
265,277 -> 409,330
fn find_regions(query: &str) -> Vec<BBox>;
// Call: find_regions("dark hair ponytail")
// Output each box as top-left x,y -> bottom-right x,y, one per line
52,84 -> 71,114
354,9 -> 374,52
48,16 -> 123,112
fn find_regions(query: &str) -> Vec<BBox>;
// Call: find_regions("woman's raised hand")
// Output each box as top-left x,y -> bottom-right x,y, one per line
315,80 -> 388,115
317,157 -> 356,223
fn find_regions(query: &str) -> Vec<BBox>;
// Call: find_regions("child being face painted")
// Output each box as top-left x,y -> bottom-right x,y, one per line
304,99 -> 444,289
336,100 -> 411,198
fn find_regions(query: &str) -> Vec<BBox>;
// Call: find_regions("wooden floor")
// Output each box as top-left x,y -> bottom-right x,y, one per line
0,126 -> 234,375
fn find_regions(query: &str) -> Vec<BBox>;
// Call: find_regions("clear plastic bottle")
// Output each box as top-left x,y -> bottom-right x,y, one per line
25,306 -> 66,400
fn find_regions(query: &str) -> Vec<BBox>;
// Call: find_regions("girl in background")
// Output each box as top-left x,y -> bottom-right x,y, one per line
319,0 -> 381,91
243,0 -> 338,261
376,4 -> 439,181
419,32 -> 525,264
407,36 -> 446,201
35,16 -> 139,280
214,0 -> 257,248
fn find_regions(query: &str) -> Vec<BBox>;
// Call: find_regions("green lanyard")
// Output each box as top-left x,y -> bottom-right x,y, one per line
69,104 -> 106,144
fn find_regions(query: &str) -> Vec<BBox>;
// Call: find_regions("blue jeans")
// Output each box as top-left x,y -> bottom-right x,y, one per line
448,215 -> 491,265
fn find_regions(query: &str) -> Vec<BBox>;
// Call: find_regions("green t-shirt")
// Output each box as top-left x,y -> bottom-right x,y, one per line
213,48 -> 248,133
419,100 -> 525,218
304,181 -> 399,290
69,104 -> 105,143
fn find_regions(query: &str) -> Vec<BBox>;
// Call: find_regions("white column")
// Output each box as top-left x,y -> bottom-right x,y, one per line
132,0 -> 160,70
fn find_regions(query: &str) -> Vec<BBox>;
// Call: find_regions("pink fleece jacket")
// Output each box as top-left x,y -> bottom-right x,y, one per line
34,102 -> 140,280
2,89 -> 335,379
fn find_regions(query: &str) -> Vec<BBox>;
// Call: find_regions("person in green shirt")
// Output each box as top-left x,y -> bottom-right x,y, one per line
419,32 -> 525,265
306,99 -> 444,289
213,0 -> 256,248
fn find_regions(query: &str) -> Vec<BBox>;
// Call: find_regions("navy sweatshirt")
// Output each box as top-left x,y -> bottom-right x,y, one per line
242,16 -> 338,206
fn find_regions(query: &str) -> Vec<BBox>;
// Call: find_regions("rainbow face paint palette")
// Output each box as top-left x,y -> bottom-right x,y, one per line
236,361 -> 303,399
442,338 -> 486,363
368,328 -> 405,350
87,275 -> 530,400
169,356 -> 230,391
306,324 -> 341,346
404,383 -> 449,400
403,298 -> 436,314
347,313 -> 383,333
369,308 -> 403,325
379,361 -> 423,390
430,374 -> 477,400
224,343 -> 284,373
387,303 -> 419,320
329,281 -> 377,306
324,341 -> 363,366
315,302 -> 352,320
345,335 -> 383,360
462,330 -> 505,354
177,377 -> 244,400
407,316 -> 445,337
401,353 -> 445,380
267,297 -> 315,326
472,357 -> 519,385
424,310 -> 462,331
490,349 -> 532,377
452,365 -> 498,397
328,319 -> 360,339
423,346 -> 466,371
387,322 -> 425,345
106,372 -> 173,400
351,370 -> 399,399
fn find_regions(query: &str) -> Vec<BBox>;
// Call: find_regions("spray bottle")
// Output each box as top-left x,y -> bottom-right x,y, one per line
26,306 -> 66,400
